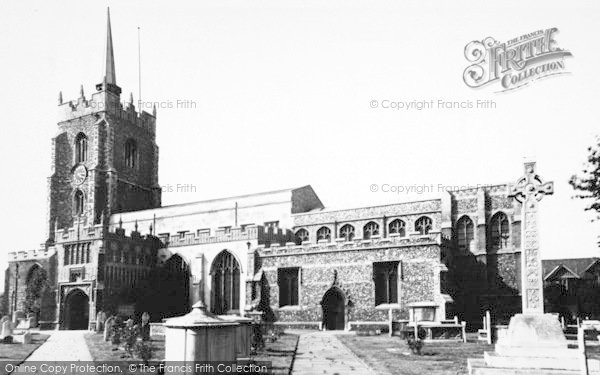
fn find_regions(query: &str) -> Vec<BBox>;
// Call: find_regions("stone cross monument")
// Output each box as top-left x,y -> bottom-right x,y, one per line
467,163 -> 583,375
508,161 -> 554,314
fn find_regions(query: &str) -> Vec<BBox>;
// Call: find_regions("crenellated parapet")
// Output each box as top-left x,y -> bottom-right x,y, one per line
58,88 -> 156,135
257,231 -> 441,257
53,221 -> 159,246
157,225 -> 293,248
54,223 -> 105,244
8,248 -> 56,262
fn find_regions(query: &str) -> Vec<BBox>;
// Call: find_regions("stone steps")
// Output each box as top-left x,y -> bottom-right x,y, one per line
468,358 -> 599,375
484,351 -> 600,371
468,358 -> 600,375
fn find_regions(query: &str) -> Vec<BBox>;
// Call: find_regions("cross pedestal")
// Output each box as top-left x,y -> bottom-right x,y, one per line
468,163 -> 599,374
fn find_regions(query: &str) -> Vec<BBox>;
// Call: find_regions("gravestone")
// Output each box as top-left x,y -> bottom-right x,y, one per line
96,311 -> 106,333
22,331 -> 32,344
1,317 -> 14,341
140,312 -> 150,341
468,163 -> 599,374
103,315 -> 115,342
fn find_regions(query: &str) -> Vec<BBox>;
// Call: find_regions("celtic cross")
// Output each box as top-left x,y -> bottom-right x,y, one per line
508,162 -> 554,314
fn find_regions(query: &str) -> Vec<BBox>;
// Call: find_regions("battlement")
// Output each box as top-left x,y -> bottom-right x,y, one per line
58,88 -> 156,135
257,231 -> 441,257
53,221 -> 157,245
154,225 -> 293,248
8,247 -> 56,262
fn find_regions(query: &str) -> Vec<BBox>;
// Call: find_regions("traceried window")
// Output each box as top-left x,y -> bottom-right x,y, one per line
388,219 -> 406,236
75,133 -> 88,163
490,212 -> 510,250
457,216 -> 474,251
74,190 -> 84,216
125,139 -> 137,168
415,216 -> 433,235
316,226 -> 331,242
211,251 -> 240,314
373,261 -> 399,305
278,267 -> 300,306
363,221 -> 380,239
339,224 -> 355,241
295,229 -> 309,244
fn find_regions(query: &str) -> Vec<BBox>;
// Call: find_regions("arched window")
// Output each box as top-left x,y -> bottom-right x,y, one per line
339,224 -> 355,242
363,221 -> 380,239
415,216 -> 432,235
490,212 -> 510,250
74,190 -> 84,216
125,139 -> 137,168
75,133 -> 87,163
211,251 -> 240,314
295,229 -> 309,244
317,226 -> 331,242
456,216 -> 474,251
388,219 -> 406,236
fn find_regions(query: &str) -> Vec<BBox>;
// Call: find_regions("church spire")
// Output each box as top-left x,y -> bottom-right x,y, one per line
97,7 -> 121,95
104,7 -> 116,85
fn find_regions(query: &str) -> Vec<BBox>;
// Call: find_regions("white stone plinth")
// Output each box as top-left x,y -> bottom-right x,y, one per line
468,314 -> 600,374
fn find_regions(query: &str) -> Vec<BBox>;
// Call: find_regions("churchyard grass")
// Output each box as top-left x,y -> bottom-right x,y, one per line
0,333 -> 50,375
337,333 -> 493,375
84,332 -> 299,375
84,332 -> 165,363
252,333 -> 299,375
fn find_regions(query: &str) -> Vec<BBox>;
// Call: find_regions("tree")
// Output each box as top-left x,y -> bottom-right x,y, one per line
24,267 -> 49,316
570,136 -> 600,220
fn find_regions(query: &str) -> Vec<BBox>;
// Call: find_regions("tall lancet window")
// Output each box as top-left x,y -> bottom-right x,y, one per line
75,133 -> 88,163
457,216 -> 474,251
490,212 -> 510,250
74,190 -> 85,216
125,139 -> 137,168
210,250 -> 240,314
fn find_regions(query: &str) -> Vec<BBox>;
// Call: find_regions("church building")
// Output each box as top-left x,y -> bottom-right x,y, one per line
3,10 -> 524,330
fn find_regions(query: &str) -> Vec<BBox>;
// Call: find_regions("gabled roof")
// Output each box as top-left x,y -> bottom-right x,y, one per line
544,264 -> 580,281
542,257 -> 600,280
583,259 -> 600,274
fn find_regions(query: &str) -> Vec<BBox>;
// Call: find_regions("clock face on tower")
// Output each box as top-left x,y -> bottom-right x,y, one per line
72,165 -> 87,186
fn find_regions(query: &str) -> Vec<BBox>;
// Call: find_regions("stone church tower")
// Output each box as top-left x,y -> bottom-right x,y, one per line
4,9 -> 162,330
48,8 -> 161,241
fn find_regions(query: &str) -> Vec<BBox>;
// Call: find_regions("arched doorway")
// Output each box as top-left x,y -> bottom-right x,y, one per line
64,289 -> 89,330
161,254 -> 191,318
321,287 -> 345,330
210,250 -> 240,314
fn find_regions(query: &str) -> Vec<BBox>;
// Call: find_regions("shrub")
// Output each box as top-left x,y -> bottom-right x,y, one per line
134,339 -> 153,364
407,338 -> 424,355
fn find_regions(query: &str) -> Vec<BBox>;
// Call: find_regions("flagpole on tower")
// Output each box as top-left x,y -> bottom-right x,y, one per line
138,26 -> 142,108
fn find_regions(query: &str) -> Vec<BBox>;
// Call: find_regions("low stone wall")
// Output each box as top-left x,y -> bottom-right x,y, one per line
149,322 -> 165,336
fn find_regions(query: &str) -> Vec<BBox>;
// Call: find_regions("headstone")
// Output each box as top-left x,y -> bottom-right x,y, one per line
26,313 -> 37,328
13,311 -> 25,324
96,311 -> 106,333
1,318 -> 14,340
140,312 -> 151,341
104,315 -> 115,342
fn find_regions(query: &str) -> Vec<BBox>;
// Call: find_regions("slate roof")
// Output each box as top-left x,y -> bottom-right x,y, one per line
542,257 -> 600,280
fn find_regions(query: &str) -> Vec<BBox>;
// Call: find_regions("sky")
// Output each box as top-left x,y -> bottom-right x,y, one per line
0,0 -> 599,290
